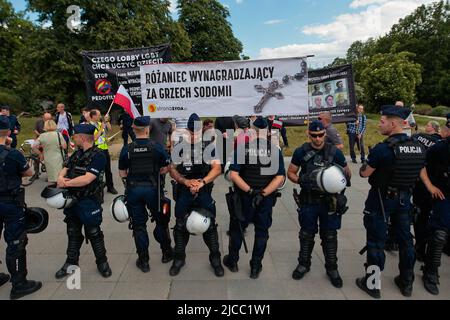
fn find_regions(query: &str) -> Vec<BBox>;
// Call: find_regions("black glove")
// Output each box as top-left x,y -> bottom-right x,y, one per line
251,191 -> 265,209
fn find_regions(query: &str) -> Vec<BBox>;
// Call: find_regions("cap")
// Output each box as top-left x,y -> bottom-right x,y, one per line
187,113 -> 201,132
0,105 -> 10,110
73,124 -> 96,135
232,115 -> 249,129
380,105 -> 411,120
133,116 -> 150,127
0,115 -> 9,130
252,116 -> 268,129
308,120 -> 325,132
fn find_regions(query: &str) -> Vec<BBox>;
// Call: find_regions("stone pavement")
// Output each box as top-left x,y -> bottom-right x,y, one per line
0,158 -> 449,300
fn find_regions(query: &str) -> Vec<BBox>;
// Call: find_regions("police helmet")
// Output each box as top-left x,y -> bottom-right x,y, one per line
311,165 -> 347,194
186,208 -> 211,235
110,195 -> 129,223
40,186 -> 73,209
25,207 -> 49,234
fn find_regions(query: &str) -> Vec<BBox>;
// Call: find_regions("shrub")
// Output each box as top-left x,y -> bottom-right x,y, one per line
413,103 -> 432,115
0,88 -> 22,112
430,106 -> 450,117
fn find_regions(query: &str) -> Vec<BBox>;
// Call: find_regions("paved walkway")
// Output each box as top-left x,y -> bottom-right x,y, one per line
0,159 -> 449,300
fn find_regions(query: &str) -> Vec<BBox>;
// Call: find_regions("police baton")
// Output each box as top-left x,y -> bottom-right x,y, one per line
377,188 -> 387,223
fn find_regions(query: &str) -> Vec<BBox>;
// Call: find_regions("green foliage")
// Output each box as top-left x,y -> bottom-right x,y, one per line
360,51 -> 422,112
430,105 -> 450,117
0,87 -> 22,111
178,0 -> 243,61
413,103 -> 433,115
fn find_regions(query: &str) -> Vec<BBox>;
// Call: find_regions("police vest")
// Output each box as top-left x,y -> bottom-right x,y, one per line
298,142 -> 337,193
0,147 -> 21,194
177,141 -> 211,179
66,146 -> 104,199
93,122 -> 108,150
128,140 -> 159,185
412,133 -> 441,150
239,138 -> 276,189
369,136 -> 425,190
428,139 -> 450,194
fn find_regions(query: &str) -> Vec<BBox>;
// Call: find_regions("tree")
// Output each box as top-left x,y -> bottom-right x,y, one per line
361,51 -> 422,112
14,0 -> 192,110
178,0 -> 243,61
385,1 -> 450,106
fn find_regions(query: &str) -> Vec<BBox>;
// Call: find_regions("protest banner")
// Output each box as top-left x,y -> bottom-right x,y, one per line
140,57 -> 309,117
82,44 -> 171,112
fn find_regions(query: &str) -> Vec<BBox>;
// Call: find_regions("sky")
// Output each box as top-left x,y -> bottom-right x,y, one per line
11,0 -> 438,68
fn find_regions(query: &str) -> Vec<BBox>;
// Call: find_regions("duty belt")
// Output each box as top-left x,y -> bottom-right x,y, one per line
382,186 -> 411,199
127,181 -> 157,188
0,188 -> 25,203
300,191 -> 329,205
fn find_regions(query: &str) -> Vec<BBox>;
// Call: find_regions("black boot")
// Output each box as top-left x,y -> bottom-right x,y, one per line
320,230 -> 343,288
6,241 -> 42,300
292,230 -> 315,280
203,224 -> 224,277
85,226 -> 112,278
56,221 -> 84,279
422,229 -> 447,295
355,272 -> 381,299
223,254 -> 238,272
0,272 -> 10,287
394,269 -> 414,297
136,251 -> 150,273
169,221 -> 188,276
250,260 -> 262,279
162,247 -> 174,264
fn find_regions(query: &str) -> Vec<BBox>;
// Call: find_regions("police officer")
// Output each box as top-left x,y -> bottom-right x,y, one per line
411,121 -> 442,261
223,117 -> 285,279
169,113 -> 224,277
287,120 -> 350,288
356,106 -> 426,298
0,115 -> 42,299
55,124 -> 112,278
0,105 -> 20,149
118,116 -> 173,272
419,116 -> 450,295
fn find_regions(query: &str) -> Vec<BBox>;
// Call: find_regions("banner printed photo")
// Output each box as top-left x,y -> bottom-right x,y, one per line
279,64 -> 357,126
140,57 -> 309,118
82,44 -> 171,111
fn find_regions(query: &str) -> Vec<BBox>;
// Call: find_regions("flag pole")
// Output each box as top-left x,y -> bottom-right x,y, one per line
105,99 -> 114,117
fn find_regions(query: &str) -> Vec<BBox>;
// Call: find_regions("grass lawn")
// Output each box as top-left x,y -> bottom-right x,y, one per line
13,114 -> 447,158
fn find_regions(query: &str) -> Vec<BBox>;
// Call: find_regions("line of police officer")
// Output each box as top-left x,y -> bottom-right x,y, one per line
2,108 -> 449,299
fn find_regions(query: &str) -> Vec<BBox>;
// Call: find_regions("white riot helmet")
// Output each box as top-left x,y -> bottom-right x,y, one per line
311,165 -> 347,194
111,195 -> 129,223
40,187 -> 73,209
186,208 -> 211,235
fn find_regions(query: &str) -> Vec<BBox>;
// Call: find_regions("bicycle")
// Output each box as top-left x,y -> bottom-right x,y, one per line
19,139 -> 46,186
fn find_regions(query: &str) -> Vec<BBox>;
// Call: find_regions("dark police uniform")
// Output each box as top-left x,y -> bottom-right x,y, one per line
1,105 -> 21,149
118,116 -> 172,272
224,117 -> 285,279
290,121 -> 347,288
411,132 -> 441,260
170,113 -> 224,277
356,106 -> 425,298
421,130 -> 450,295
119,112 -> 136,146
55,124 -> 111,279
0,115 -> 42,299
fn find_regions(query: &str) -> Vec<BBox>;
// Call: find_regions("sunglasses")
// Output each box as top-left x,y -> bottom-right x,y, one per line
309,132 -> 325,138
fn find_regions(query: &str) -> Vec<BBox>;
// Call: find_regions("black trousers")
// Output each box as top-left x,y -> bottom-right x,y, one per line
102,149 -> 114,189
348,133 -> 365,161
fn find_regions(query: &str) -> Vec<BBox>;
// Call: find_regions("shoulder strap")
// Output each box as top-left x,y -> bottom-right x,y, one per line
301,143 -> 318,163
324,143 -> 338,164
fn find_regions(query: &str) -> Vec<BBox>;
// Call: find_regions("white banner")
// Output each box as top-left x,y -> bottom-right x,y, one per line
140,57 -> 309,117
